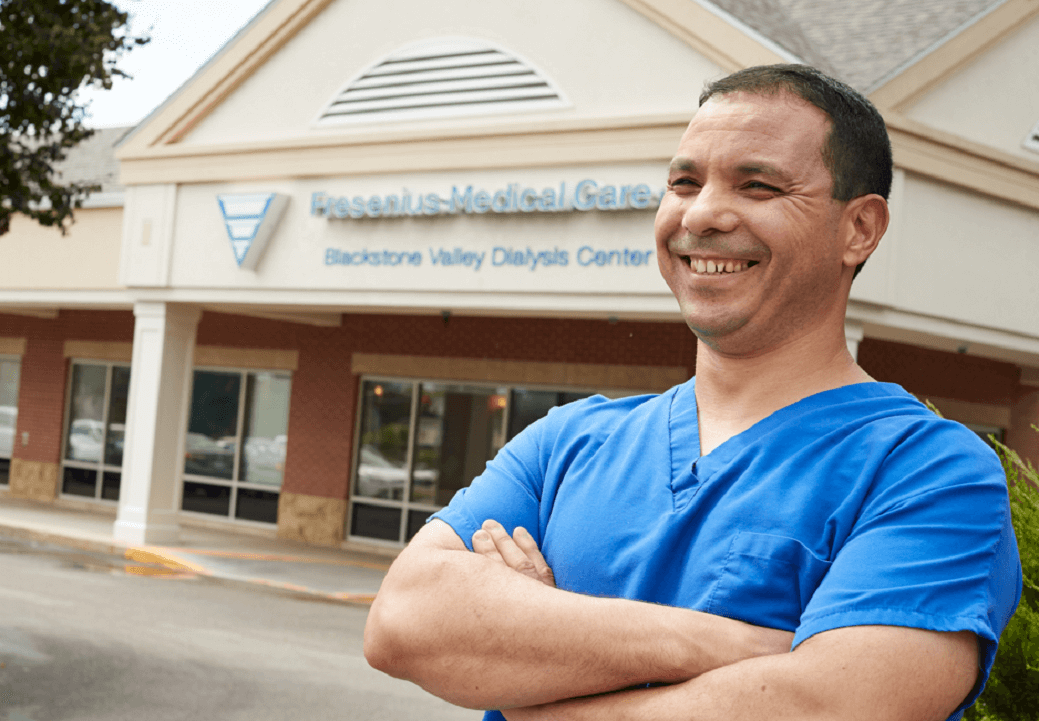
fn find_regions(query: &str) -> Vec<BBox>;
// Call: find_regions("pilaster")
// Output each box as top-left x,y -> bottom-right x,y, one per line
113,302 -> 201,544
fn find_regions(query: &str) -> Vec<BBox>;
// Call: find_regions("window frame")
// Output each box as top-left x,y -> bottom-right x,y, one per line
347,374 -> 627,547
59,359 -> 130,503
0,353 -> 22,486
179,365 -> 292,527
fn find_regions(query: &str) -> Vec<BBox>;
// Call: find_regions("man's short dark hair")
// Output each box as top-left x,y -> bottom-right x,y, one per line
700,65 -> 893,278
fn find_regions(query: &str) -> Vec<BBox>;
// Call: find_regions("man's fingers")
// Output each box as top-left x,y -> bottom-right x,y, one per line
472,529 -> 505,564
481,520 -> 542,582
513,526 -> 556,587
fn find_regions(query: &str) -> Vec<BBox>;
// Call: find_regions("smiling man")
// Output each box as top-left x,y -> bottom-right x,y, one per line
364,65 -> 1021,721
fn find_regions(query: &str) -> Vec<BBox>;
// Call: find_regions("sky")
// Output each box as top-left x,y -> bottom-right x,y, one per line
77,0 -> 273,128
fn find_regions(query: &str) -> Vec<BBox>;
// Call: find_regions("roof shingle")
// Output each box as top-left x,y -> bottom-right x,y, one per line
706,0 -> 1005,90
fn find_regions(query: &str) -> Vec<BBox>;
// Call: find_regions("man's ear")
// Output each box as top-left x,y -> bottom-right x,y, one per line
841,194 -> 889,269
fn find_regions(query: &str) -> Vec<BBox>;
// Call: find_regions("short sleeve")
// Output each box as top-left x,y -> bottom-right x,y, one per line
429,407 -> 558,550
794,421 -> 1022,712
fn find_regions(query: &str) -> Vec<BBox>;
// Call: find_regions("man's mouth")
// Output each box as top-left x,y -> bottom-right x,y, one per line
678,256 -> 760,275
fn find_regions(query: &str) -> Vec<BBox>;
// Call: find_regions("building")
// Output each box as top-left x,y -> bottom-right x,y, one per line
1,0 -> 1037,551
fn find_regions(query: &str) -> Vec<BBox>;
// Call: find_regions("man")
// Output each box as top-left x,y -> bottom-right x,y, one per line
364,65 -> 1021,721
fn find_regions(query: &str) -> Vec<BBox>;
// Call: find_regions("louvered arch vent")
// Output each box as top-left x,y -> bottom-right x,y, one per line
316,37 -> 568,125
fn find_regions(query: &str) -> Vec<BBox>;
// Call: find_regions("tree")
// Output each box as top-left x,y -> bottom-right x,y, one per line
0,0 -> 147,236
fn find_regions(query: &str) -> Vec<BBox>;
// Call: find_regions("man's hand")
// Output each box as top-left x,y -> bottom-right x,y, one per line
472,519 -> 556,587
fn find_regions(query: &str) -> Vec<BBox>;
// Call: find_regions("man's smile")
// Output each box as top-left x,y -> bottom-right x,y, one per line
677,255 -> 761,275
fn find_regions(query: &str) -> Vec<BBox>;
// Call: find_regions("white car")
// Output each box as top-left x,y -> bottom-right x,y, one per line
67,418 -> 104,462
356,446 -> 437,501
0,405 -> 16,457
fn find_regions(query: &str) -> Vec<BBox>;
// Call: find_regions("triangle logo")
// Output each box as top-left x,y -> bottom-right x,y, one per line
216,193 -> 289,270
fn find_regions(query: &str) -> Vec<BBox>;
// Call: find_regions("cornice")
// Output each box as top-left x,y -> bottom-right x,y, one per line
886,113 -> 1039,211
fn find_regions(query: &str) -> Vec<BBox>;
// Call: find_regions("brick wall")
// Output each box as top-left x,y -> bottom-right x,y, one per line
858,338 -> 1020,407
345,314 -> 698,371
196,312 -> 698,501
282,327 -> 354,499
0,310 -> 134,467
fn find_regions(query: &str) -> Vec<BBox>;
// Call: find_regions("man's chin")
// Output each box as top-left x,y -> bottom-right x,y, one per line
685,315 -> 749,343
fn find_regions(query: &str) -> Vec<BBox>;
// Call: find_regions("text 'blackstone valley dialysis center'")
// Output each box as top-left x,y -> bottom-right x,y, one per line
314,180 -> 662,270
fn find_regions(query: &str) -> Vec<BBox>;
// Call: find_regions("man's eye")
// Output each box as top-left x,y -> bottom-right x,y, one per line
746,181 -> 779,192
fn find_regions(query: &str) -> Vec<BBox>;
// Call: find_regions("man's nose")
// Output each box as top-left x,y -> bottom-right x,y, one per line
681,184 -> 739,237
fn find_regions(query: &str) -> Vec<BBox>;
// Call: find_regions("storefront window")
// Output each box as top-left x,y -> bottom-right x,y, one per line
354,380 -> 412,502
61,362 -> 129,501
412,383 -> 508,506
0,357 -> 21,485
349,377 -> 596,545
181,369 -> 291,524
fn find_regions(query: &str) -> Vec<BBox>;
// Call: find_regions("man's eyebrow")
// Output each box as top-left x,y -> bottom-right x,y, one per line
668,158 -> 696,173
736,163 -> 793,182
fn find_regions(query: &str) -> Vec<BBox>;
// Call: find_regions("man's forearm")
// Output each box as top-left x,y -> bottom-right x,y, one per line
500,626 -> 978,721
364,521 -> 790,710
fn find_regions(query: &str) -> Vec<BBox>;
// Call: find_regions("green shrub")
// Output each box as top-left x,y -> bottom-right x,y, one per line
964,431 -> 1039,721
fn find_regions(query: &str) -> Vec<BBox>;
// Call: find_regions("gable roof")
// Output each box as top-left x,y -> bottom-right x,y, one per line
58,126 -> 132,191
706,0 -> 1005,91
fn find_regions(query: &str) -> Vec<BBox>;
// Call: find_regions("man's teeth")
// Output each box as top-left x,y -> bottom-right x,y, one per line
688,258 -> 751,274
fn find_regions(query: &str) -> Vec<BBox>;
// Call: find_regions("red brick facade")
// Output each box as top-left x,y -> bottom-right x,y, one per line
858,338 -> 1021,407
1,310 -> 134,468
4,309 -> 1037,511
197,311 -> 699,501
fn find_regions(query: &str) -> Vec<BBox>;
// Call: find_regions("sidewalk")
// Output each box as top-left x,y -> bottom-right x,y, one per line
0,495 -> 392,606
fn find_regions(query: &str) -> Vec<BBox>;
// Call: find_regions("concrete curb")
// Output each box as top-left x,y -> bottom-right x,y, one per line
0,522 -> 128,556
0,522 -> 377,607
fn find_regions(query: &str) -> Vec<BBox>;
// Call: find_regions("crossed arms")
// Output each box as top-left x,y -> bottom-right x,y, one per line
364,519 -> 978,720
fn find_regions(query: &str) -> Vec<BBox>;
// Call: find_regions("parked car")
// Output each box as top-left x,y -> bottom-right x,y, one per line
356,445 -> 437,501
184,432 -> 235,478
67,418 -> 104,462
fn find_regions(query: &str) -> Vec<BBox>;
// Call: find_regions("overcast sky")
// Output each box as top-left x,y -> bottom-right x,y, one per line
78,0 -> 273,128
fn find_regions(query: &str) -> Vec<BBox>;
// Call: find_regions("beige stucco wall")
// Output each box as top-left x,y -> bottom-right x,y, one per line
875,172 -> 1039,337
903,14 -> 1039,162
0,207 -> 124,290
181,0 -> 721,146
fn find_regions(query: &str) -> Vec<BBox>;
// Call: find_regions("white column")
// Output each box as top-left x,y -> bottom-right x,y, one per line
114,302 -> 201,545
845,320 -> 865,361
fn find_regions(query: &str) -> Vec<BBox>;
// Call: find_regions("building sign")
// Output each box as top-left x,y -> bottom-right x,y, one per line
310,179 -> 664,220
323,245 -> 654,270
217,193 -> 289,269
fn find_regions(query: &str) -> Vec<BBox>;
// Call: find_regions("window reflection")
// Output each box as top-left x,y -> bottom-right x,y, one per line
185,371 -> 240,480
65,364 -> 107,463
61,362 -> 129,501
104,366 -> 130,467
0,358 -> 20,463
181,369 -> 292,525
240,372 -> 291,487
355,381 -> 413,501
349,377 -> 616,545
413,383 -> 508,506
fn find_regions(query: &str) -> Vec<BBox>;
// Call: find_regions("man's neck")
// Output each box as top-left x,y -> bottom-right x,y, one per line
693,323 -> 873,456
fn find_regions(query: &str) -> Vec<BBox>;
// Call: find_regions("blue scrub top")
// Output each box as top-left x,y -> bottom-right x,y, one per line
433,379 -> 1021,721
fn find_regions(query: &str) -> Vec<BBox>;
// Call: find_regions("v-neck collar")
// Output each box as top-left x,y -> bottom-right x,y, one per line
667,378 -> 910,506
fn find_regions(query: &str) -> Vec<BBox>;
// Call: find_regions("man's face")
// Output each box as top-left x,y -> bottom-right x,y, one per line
654,91 -> 851,354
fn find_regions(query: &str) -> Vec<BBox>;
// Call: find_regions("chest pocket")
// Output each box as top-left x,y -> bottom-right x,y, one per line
706,532 -> 832,631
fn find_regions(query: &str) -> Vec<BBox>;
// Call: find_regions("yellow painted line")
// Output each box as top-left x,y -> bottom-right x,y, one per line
125,546 -> 212,575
